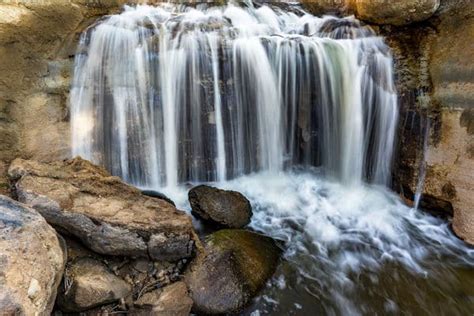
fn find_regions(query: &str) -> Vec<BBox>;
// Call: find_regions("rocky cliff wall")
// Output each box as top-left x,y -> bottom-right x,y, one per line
0,0 -> 472,242
0,0 -> 129,194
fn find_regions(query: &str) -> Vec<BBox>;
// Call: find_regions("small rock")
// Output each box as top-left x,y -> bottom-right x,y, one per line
133,281 -> 193,316
186,229 -> 282,314
188,185 -> 252,228
27,278 -> 41,301
57,257 -> 132,312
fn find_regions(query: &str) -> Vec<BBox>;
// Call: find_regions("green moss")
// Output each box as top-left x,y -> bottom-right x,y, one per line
206,229 -> 281,293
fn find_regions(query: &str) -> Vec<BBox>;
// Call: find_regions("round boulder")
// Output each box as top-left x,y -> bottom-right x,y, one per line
185,229 -> 282,314
0,195 -> 66,315
188,185 -> 252,228
355,0 -> 440,26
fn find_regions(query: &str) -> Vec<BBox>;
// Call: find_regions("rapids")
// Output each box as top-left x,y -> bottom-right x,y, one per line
70,2 -> 474,315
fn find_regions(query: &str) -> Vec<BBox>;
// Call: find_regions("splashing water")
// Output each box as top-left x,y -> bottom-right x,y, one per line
70,2 -> 474,315
166,170 -> 474,315
71,2 -> 397,188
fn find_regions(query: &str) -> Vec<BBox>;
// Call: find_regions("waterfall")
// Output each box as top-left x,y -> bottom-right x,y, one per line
69,4 -> 474,315
71,3 -> 398,188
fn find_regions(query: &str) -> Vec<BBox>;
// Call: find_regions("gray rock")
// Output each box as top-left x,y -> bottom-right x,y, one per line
0,195 -> 66,315
8,158 -> 196,260
188,185 -> 252,228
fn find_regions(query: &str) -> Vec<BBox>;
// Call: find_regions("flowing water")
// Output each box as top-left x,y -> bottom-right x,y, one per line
70,2 -> 474,315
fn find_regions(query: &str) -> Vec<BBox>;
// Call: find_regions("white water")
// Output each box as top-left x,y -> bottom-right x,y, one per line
164,169 -> 474,315
414,117 -> 431,209
70,2 -> 474,315
71,2 -> 398,188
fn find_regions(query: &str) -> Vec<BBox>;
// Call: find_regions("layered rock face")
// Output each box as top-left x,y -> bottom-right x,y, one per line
389,0 -> 474,244
8,157 -> 196,260
0,195 -> 66,315
0,0 -> 128,194
422,1 -> 474,243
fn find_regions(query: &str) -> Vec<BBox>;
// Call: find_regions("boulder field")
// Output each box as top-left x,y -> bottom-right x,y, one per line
1,157 -> 281,314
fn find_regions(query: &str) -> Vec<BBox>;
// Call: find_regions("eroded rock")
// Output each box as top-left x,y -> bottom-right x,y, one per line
0,195 -> 66,315
189,185 -> 252,228
8,157 -> 196,260
186,229 -> 281,314
133,281 -> 193,316
355,0 -> 440,26
301,0 -> 355,16
57,258 -> 132,312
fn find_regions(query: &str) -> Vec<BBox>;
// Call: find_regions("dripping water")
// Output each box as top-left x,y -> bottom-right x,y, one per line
414,117 -> 431,210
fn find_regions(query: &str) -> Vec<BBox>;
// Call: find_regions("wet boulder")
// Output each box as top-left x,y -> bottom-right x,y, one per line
188,185 -> 252,228
8,158 -> 196,261
186,229 -> 282,314
57,258 -> 132,312
0,195 -> 66,315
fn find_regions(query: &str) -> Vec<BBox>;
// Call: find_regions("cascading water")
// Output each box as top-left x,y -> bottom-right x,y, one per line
70,2 -> 474,315
71,2 -> 397,188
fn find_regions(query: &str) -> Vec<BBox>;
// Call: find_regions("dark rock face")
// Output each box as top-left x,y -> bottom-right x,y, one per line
188,185 -> 252,228
0,195 -> 66,315
186,229 -> 281,314
57,258 -> 132,312
8,157 -> 196,260
141,190 -> 176,206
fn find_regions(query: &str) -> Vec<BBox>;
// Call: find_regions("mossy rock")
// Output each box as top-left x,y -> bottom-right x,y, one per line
186,229 -> 282,314
206,229 -> 281,293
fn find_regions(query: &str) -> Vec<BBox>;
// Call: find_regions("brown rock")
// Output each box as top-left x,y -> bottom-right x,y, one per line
186,229 -> 281,315
355,0 -> 440,26
301,0 -> 355,16
188,185 -> 252,228
57,258 -> 132,312
0,195 -> 66,315
422,2 -> 474,243
133,281 -> 193,316
8,157 -> 196,260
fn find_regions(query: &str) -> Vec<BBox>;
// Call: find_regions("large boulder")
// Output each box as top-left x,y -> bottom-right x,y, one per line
0,195 -> 66,315
188,185 -> 252,228
186,229 -> 281,314
57,258 -> 132,312
355,0 -> 440,26
8,157 -> 196,260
